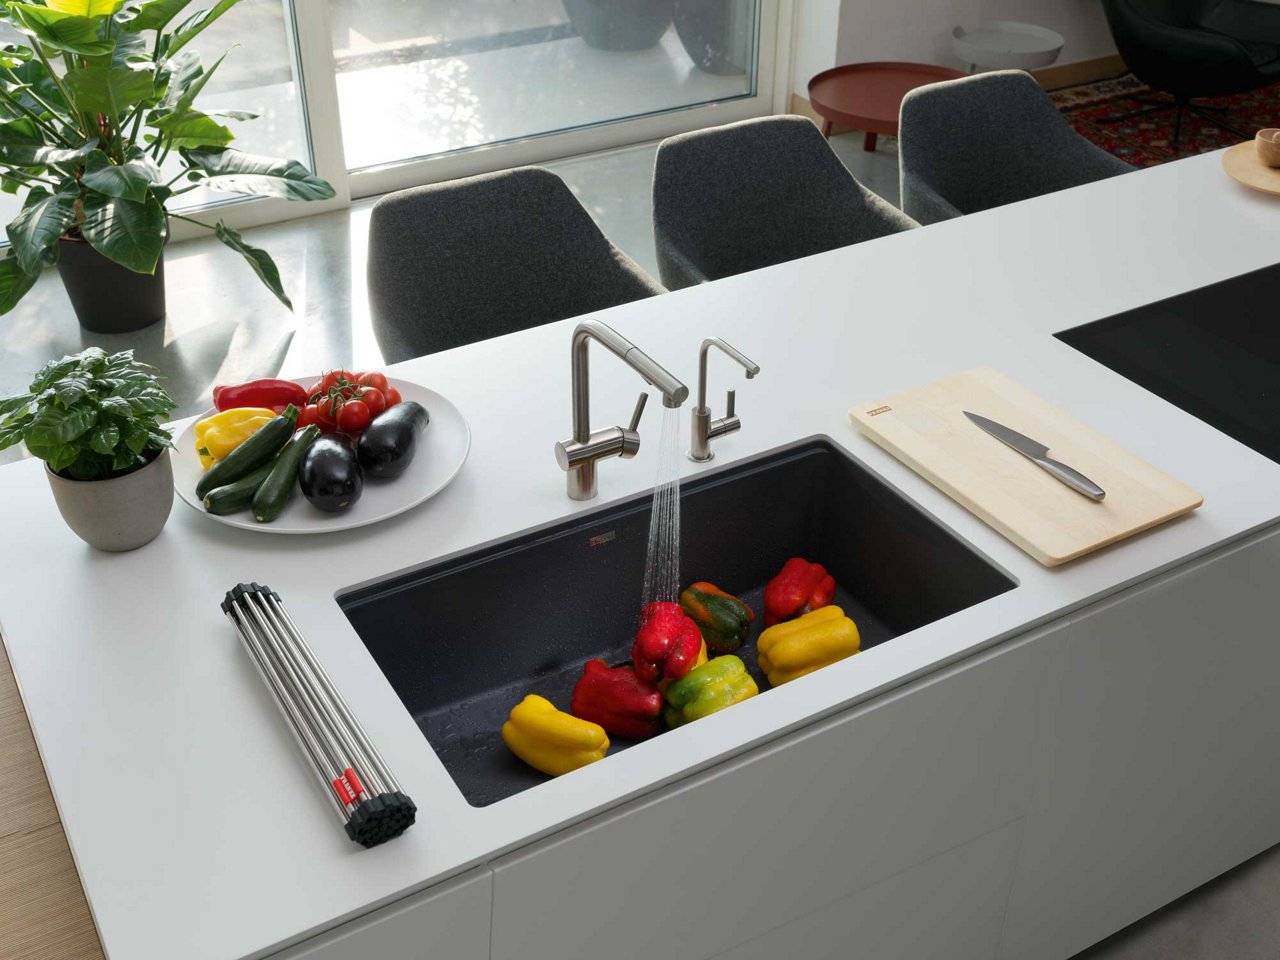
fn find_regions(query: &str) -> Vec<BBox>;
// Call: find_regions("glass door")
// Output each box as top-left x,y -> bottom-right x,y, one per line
324,0 -> 777,188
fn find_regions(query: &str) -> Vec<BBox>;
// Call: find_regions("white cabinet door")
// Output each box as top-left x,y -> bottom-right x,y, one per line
491,632 -> 1053,960
1000,529 -> 1280,960
270,866 -> 492,960
718,820 -> 1024,960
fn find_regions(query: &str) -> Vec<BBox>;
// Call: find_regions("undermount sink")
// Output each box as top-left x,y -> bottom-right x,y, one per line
338,437 -> 1016,807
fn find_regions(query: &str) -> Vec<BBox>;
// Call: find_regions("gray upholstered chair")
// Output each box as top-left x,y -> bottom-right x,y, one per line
898,70 -> 1134,225
367,167 -> 664,362
651,116 -> 918,289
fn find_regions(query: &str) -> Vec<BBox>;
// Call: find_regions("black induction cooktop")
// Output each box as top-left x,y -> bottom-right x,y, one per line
1056,263 -> 1280,465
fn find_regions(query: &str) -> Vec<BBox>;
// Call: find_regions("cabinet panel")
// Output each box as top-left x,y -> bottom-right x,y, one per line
718,819 -> 1023,960
491,636 -> 1049,960
270,867 -> 491,960
1001,530 -> 1280,959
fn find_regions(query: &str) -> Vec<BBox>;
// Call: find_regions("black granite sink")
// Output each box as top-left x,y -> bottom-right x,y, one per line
338,437 -> 1016,806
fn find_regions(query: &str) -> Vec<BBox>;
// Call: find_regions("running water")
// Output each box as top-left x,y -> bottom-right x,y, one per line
639,405 -> 683,608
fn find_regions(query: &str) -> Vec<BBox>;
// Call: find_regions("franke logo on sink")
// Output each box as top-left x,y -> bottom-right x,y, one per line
589,531 -> 617,547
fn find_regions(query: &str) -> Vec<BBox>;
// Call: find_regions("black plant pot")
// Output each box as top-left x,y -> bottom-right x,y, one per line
57,237 -> 166,334
673,0 -> 751,74
563,0 -> 674,51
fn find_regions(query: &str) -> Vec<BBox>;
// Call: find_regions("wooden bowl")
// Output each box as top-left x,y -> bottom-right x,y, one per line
1257,129 -> 1280,168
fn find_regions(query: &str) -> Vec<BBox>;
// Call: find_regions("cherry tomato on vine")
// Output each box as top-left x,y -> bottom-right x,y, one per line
358,371 -> 389,392
337,399 -> 372,434
296,404 -> 321,429
382,386 -> 402,407
359,387 -> 386,417
316,394 -> 341,425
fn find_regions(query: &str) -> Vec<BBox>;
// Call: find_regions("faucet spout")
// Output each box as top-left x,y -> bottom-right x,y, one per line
697,337 -> 760,411
571,320 -> 689,442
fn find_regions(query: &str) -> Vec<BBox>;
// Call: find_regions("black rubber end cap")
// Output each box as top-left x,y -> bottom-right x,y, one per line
221,582 -> 281,616
345,792 -> 417,848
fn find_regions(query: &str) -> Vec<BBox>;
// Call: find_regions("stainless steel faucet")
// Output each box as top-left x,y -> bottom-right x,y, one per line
555,319 -> 689,500
688,338 -> 760,463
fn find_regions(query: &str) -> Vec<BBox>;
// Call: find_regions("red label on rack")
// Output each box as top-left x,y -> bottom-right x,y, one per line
345,767 -> 365,798
332,775 -> 356,806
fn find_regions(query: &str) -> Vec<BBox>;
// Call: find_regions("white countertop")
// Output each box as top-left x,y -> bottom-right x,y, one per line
2,149 -> 1279,960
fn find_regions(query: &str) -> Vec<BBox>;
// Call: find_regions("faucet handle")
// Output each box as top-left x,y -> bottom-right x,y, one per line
725,389 -> 736,419
627,392 -> 648,433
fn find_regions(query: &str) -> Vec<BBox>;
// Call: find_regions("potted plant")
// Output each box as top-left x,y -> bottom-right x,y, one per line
562,0 -> 674,51
0,347 -> 177,550
0,0 -> 336,333
673,0 -> 751,75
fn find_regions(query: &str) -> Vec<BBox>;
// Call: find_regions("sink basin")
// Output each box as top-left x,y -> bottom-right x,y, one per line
338,437 -> 1015,806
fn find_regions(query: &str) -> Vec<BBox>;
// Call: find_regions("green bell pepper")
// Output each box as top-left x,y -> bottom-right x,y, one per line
663,655 -> 758,728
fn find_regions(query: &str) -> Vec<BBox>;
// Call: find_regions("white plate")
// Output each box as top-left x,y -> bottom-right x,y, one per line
173,378 -> 470,534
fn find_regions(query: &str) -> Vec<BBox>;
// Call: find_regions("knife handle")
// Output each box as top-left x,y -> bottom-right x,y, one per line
1033,456 -> 1106,502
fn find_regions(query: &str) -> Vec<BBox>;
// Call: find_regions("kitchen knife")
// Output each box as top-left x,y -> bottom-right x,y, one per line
963,411 -> 1106,502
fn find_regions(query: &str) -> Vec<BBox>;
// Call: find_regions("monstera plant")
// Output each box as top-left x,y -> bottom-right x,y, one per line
0,0 -> 334,332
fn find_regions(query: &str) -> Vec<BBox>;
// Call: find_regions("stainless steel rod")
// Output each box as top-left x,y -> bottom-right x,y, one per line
250,592 -> 387,797
239,596 -> 366,801
225,612 -> 348,821
268,596 -> 401,794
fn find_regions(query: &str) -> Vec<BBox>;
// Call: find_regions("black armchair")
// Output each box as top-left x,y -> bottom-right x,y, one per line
1101,0 -> 1280,144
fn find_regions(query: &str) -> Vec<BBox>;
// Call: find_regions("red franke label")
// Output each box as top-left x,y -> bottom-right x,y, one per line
332,774 -> 356,806
345,767 -> 365,798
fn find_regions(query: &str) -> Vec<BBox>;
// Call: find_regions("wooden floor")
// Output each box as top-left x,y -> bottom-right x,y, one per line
0,636 -> 104,959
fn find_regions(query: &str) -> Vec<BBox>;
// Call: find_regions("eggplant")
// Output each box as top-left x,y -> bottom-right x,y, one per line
299,435 -> 363,512
357,401 -> 429,479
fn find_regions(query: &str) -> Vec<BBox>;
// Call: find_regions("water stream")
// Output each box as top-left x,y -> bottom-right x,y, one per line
639,405 -> 683,608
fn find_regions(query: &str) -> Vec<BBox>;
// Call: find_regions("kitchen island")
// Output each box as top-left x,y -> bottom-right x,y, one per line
2,147 -> 1279,960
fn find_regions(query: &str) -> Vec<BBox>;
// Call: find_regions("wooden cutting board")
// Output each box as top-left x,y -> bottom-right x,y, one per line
849,368 -> 1203,566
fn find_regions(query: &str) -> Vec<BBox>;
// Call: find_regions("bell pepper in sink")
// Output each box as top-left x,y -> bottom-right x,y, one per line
679,582 -> 755,654
756,606 -> 860,686
632,601 -> 704,685
502,695 -> 609,776
663,655 -> 758,727
571,660 -> 664,740
763,557 -> 836,626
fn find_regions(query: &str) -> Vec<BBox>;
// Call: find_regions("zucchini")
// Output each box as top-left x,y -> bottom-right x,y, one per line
203,460 -> 276,515
195,404 -> 299,499
252,425 -> 321,523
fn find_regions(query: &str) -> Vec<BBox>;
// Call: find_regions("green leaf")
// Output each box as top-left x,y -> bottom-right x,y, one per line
87,421 -> 119,454
0,250 -> 39,315
82,150 -> 152,201
65,64 -> 155,115
206,108 -> 256,121
8,4 -> 116,57
165,0 -> 243,57
0,118 -> 96,167
6,185 -> 78,274
29,355 -> 81,393
47,0 -> 125,16
0,44 -> 34,71
213,221 -> 291,309
1,58 -> 71,117
81,192 -> 165,274
25,404 -> 96,447
155,47 -> 200,109
148,108 -> 232,148
97,394 -> 132,417
45,442 -> 83,473
122,419 -> 148,452
0,393 -> 33,416
0,410 -> 33,450
181,147 -> 335,201
53,370 -> 93,406
119,0 -> 194,32
109,380 -> 174,415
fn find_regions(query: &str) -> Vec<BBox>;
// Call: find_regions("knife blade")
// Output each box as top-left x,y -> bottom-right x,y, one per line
963,411 -> 1106,502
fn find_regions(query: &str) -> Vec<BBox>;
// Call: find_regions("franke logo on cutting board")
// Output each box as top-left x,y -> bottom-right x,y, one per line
866,405 -> 893,416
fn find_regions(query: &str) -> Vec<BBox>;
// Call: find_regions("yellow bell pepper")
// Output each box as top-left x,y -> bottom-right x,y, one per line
194,407 -> 277,469
756,605 -> 860,686
502,694 -> 609,776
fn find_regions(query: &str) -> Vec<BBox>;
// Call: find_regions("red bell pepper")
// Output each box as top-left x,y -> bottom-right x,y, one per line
213,379 -> 309,413
571,659 -> 664,740
632,601 -> 703,685
763,558 -> 836,626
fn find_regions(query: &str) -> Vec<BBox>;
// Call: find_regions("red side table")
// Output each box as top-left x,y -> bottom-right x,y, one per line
808,61 -> 966,151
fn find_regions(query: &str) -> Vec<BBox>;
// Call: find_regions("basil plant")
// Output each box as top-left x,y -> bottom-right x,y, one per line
0,0 -> 335,314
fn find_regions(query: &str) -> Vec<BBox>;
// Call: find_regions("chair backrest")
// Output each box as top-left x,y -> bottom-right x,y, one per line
899,70 -> 1127,216
652,116 -> 914,286
367,167 -> 663,362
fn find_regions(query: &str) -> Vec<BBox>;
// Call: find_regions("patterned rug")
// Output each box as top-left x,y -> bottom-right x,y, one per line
1051,73 -> 1280,167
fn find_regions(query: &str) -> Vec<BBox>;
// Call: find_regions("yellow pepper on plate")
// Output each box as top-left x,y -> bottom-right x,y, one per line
502,694 -> 609,776
756,605 -> 860,687
194,407 -> 277,469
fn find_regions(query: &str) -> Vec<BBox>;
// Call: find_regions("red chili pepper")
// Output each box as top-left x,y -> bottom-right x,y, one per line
632,601 -> 703,685
212,379 -> 309,412
570,659 -> 664,740
763,558 -> 836,626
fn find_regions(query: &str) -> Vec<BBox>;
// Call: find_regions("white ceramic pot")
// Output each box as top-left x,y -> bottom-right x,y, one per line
45,449 -> 174,552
